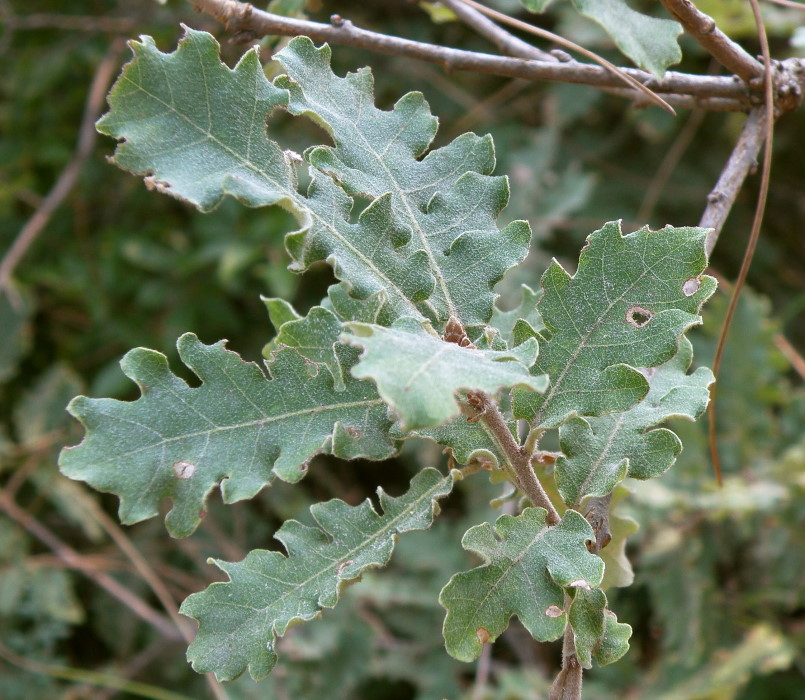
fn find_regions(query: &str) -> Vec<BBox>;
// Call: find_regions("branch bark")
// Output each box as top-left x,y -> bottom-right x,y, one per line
468,392 -> 561,525
439,0 -> 557,62
659,0 -> 764,81
700,107 -> 767,255
186,0 -> 767,112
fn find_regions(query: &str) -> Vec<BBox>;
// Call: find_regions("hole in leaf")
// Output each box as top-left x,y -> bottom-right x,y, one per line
682,277 -> 701,296
626,306 -> 652,328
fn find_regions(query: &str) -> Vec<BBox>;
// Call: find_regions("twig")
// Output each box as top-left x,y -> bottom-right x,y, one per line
584,493 -> 613,555
472,642 -> 493,700
0,40 -> 125,301
708,0 -> 776,486
774,333 -> 805,381
659,0 -> 763,81
457,0 -> 675,113
468,392 -> 561,525
549,609 -> 583,700
81,498 -> 230,700
185,0 -> 761,111
699,108 -> 767,257
438,0 -> 557,61
0,487 -> 180,640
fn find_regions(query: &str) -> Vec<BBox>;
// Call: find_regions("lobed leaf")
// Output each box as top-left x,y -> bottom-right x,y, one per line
514,221 -> 716,428
181,467 -> 456,681
439,508 -> 603,662
274,38 -> 532,328
569,588 -> 632,668
59,334 -> 395,537
97,29 -> 528,328
344,318 -> 548,430
572,0 -> 682,78
555,337 -> 714,506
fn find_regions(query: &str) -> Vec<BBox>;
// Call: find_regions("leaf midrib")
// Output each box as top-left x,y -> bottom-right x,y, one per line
119,71 -> 422,319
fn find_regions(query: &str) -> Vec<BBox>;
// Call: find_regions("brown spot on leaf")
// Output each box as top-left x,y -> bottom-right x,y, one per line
626,306 -> 652,328
337,560 -> 354,575
345,427 -> 361,438
475,627 -> 491,645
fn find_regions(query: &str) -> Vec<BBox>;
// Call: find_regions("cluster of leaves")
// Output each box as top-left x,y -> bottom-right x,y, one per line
57,26 -> 720,686
2,2 -> 804,698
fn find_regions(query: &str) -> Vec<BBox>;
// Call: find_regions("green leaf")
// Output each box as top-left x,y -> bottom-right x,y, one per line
489,284 -> 545,347
403,413 -> 510,469
181,467 -> 455,681
439,508 -> 603,662
59,334 -> 396,537
519,0 -> 683,77
568,588 -> 631,668
598,489 -> 639,589
97,29 -> 528,328
595,609 -> 632,666
572,0 -> 683,78
568,588 -> 605,668
96,29 -> 293,212
275,38 -> 531,327
555,337 -> 714,506
264,302 -> 347,390
514,221 -> 716,429
345,318 -> 548,430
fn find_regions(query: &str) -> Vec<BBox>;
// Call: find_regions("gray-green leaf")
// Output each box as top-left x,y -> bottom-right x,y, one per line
439,508 -> 603,662
555,337 -> 714,506
59,334 -> 395,537
573,0 -> 683,78
181,467 -> 455,681
345,318 -> 548,430
514,221 -> 716,428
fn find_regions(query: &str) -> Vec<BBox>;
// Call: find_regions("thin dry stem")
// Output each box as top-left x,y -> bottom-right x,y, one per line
0,40 -> 125,301
459,0 -> 675,113
469,392 -> 560,525
708,0 -> 776,485
439,0 -> 556,62
0,487 -> 181,640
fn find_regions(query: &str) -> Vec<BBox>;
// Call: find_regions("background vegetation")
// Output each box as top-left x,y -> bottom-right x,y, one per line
1,1 -> 803,698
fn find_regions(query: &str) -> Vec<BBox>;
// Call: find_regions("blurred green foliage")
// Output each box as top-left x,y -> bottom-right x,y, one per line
1,1 -> 803,698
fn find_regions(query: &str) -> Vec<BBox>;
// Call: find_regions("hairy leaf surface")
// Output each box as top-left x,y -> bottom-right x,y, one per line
556,337 -> 714,506
60,334 -> 395,537
97,29 -> 527,328
181,467 -> 455,681
569,588 -> 632,667
345,318 -> 548,430
514,221 -> 715,428
275,38 -> 531,327
440,509 -> 603,661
